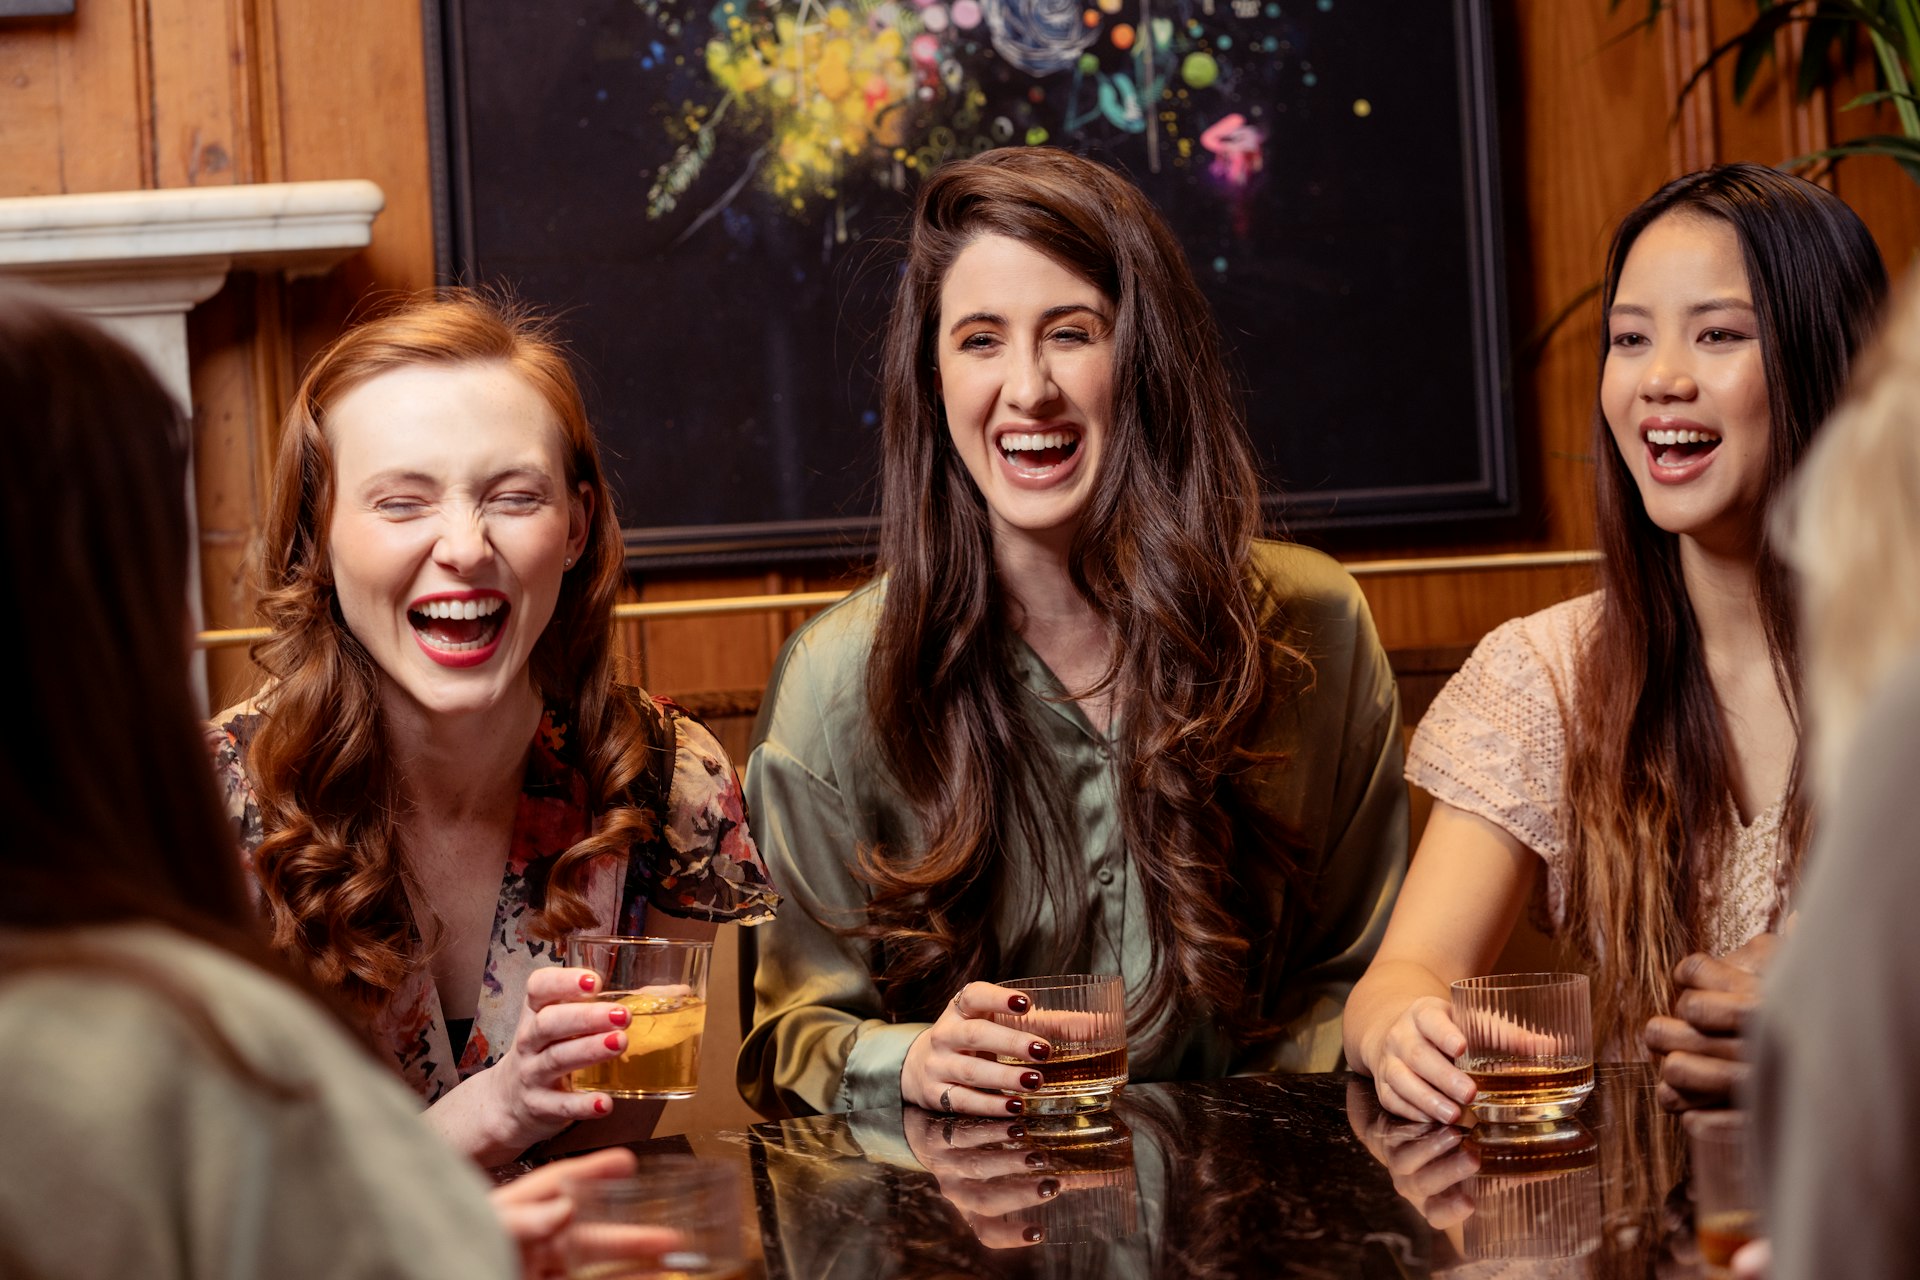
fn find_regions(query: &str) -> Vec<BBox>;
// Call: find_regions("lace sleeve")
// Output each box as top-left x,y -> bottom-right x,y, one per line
1405,599 -> 1591,874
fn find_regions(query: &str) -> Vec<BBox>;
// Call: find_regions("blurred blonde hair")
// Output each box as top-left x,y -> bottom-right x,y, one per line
1776,266 -> 1920,804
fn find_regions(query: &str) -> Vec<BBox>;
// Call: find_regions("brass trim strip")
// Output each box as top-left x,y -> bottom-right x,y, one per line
193,551 -> 1599,650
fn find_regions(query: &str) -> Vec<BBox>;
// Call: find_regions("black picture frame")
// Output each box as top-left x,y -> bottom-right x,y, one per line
430,0 -> 1514,570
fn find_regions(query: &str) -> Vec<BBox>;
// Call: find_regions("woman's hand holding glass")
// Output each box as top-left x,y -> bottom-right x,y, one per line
488,1148 -> 641,1280
900,981 -> 1053,1116
439,966 -> 633,1162
1367,994 -> 1477,1125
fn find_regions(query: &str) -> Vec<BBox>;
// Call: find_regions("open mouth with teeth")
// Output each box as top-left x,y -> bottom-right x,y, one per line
1644,426 -> 1722,469
998,428 -> 1081,475
408,595 -> 509,659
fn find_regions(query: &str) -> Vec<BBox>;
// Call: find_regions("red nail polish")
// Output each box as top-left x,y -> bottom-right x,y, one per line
593,1097 -> 609,1115
579,975 -> 597,992
1036,1178 -> 1060,1200
1022,1226 -> 1045,1243
1028,1040 -> 1051,1061
608,1006 -> 630,1028
604,1032 -> 624,1051
1005,1098 -> 1024,1115
1007,994 -> 1031,1013
1007,1123 -> 1027,1140
1019,1071 -> 1042,1091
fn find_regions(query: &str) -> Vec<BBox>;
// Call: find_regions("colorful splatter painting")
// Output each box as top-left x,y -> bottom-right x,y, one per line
646,0 -> 1297,214
449,0 -> 1512,564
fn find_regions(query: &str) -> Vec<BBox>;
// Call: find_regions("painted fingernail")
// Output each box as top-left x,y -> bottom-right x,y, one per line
1036,1178 -> 1060,1200
1019,1071 -> 1043,1091
1005,1098 -> 1025,1115
1007,994 -> 1031,1013
1022,1226 -> 1046,1244
593,1096 -> 610,1115
1007,1123 -> 1027,1139
1028,1040 -> 1051,1061
607,1006 -> 631,1028
604,1031 -> 625,1051
579,975 -> 597,992
1025,1151 -> 1049,1169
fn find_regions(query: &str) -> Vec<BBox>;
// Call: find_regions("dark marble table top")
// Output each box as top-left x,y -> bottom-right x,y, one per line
628,1065 -> 1715,1279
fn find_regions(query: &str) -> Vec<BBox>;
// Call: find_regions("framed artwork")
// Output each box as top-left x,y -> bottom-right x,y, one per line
433,0 -> 1513,568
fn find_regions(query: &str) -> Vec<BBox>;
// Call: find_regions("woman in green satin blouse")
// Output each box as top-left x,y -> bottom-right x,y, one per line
737,147 -> 1409,1119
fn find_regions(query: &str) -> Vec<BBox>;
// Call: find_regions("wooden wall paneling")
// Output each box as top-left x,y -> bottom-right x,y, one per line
188,277 -> 270,707
1357,564 -> 1598,652
145,0 -> 244,188
269,0 -> 437,380
0,0 -> 149,195
1661,0 -> 1718,174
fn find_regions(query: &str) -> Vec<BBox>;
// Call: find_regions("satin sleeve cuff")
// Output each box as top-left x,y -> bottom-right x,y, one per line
837,1020 -> 927,1113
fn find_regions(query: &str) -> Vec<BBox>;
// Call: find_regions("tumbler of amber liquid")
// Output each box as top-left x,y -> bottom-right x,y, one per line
563,1156 -> 746,1280
1690,1110 -> 1759,1278
565,934 -> 711,1100
1450,972 -> 1593,1123
990,974 -> 1127,1114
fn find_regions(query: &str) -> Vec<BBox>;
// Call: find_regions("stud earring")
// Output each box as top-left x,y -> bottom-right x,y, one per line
564,556 -> 573,567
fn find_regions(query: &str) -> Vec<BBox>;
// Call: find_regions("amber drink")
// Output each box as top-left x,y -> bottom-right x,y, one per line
566,935 -> 712,1100
991,974 -> 1127,1114
1690,1111 -> 1758,1278
1451,973 -> 1593,1123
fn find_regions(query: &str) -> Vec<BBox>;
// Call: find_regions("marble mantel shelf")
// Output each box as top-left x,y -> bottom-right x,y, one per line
0,179 -> 385,281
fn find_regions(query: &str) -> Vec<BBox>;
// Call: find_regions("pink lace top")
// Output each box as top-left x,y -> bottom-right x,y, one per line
1406,593 -> 1787,958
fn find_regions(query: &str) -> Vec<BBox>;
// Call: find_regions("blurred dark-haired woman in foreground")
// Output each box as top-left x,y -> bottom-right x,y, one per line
0,290 -> 651,1278
739,146 -> 1409,1118
1345,163 -> 1888,1124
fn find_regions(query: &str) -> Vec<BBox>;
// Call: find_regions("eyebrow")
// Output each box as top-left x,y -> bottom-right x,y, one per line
946,303 -> 1109,336
360,466 -> 553,492
1607,298 -> 1756,320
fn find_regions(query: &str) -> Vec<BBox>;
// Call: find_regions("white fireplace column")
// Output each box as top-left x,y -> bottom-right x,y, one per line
0,181 -> 386,710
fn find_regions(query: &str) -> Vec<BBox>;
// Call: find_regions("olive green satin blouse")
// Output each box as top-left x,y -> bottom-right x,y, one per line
737,541 -> 1409,1117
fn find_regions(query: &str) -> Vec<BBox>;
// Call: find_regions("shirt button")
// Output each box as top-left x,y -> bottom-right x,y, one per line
1097,868 -> 1116,886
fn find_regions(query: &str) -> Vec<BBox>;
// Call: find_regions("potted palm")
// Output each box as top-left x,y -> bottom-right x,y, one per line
1610,0 -> 1920,182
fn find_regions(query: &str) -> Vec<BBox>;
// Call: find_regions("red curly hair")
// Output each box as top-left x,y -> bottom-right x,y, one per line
244,291 -> 654,1010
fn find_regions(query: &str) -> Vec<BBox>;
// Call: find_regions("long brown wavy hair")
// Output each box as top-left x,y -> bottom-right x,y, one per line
860,147 -> 1305,1047
1566,164 -> 1887,1049
245,291 -> 655,1010
0,289 -> 347,1094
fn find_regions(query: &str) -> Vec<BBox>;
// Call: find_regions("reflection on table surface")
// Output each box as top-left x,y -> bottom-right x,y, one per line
622,1066 -> 1716,1278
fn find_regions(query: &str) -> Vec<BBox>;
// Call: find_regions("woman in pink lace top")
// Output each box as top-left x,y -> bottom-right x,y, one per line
1342,164 -> 1888,1125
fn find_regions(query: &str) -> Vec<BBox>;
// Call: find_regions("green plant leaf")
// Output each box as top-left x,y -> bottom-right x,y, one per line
1796,12 -> 1848,99
1840,87 -> 1920,109
1786,132 -> 1920,181
1673,4 -> 1817,112
1734,26 -> 1778,99
1600,2 -> 1670,53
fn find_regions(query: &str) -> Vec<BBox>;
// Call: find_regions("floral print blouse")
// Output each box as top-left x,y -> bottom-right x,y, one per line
208,693 -> 779,1104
